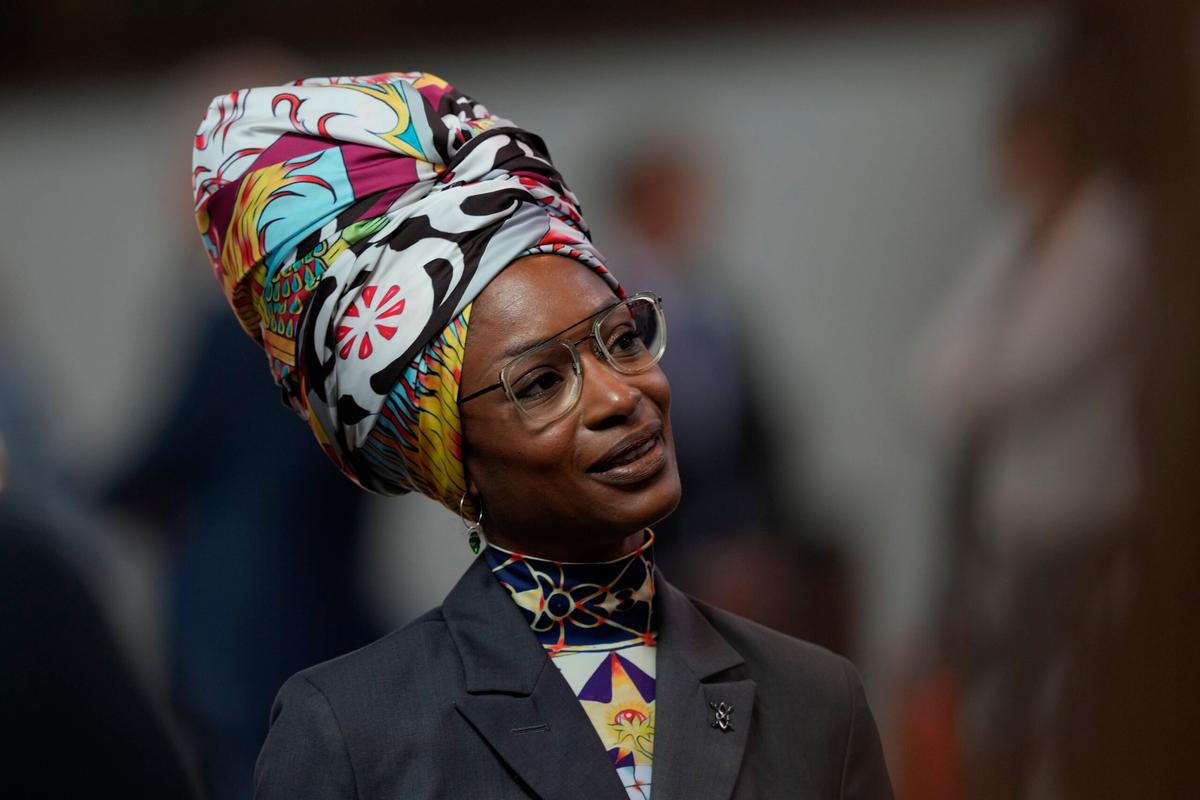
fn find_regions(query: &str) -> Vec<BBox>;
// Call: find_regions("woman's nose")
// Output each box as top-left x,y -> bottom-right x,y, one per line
578,348 -> 641,429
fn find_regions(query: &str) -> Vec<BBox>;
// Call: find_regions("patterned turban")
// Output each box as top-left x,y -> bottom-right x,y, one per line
191,72 -> 621,512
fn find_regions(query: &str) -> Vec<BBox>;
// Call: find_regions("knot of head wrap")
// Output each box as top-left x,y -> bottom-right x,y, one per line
191,71 -> 621,512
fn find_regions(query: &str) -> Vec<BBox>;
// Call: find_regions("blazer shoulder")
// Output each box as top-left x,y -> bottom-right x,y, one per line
687,594 -> 859,701
259,607 -> 469,798
294,605 -> 456,700
687,596 -> 895,798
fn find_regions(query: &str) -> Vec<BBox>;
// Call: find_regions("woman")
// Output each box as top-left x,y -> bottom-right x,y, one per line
192,71 -> 892,799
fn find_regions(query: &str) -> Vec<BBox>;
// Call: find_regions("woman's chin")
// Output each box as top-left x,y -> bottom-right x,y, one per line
613,465 -> 682,534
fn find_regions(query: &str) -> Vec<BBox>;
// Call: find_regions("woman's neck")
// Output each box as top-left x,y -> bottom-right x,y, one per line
481,527 -> 648,563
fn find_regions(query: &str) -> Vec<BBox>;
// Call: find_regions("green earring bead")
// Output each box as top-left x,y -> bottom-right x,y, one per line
459,492 -> 484,555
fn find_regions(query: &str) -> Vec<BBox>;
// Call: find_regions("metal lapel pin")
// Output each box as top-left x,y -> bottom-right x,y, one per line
710,701 -> 734,731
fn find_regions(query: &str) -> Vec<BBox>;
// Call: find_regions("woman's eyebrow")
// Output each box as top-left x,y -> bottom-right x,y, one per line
497,299 -> 620,361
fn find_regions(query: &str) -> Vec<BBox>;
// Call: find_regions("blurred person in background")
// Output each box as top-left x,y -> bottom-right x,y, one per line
105,304 -> 380,800
103,48 -> 382,800
0,313 -> 199,796
906,20 -> 1144,800
903,3 -> 1199,797
605,144 -> 851,653
605,146 -> 776,554
1,464 -> 201,799
915,31 -> 1143,580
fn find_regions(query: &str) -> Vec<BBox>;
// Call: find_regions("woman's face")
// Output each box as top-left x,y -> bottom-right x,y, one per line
460,255 -> 681,561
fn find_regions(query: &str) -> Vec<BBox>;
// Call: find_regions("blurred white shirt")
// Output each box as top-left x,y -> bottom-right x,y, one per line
914,172 -> 1142,554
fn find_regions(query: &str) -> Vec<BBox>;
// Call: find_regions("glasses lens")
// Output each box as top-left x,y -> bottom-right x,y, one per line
502,341 -> 581,421
598,297 -> 665,373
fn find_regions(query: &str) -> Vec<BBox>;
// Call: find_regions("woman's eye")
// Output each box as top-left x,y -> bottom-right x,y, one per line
609,328 -> 643,353
513,369 -> 565,400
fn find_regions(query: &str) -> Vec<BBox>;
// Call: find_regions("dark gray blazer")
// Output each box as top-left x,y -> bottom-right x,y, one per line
255,555 -> 893,799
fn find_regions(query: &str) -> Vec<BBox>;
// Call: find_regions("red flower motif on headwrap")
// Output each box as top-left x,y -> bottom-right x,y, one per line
336,284 -> 406,360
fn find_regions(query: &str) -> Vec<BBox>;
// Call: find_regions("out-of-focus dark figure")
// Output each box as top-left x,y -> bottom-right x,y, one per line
0,347 -> 199,798
609,147 -> 776,547
106,300 -> 380,800
0,508 -> 202,800
902,3 -> 1200,798
605,146 -> 849,653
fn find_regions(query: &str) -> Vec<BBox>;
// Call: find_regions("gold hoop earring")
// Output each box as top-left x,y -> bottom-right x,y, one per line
458,492 -> 484,555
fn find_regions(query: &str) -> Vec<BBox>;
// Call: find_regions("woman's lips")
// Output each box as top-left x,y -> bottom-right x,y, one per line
587,435 -> 667,486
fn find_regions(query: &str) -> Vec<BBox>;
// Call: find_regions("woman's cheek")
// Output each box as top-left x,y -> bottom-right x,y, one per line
642,369 -> 672,409
496,436 -> 573,482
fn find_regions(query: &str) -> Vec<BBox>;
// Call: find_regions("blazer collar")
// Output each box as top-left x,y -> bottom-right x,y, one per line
442,555 -> 756,800
652,564 -> 744,679
444,555 -> 626,799
442,553 -> 547,695
652,566 -> 757,800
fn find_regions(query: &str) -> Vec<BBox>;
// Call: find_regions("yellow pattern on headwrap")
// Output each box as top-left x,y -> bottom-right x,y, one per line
335,79 -> 428,160
221,154 -> 337,339
363,304 -> 473,514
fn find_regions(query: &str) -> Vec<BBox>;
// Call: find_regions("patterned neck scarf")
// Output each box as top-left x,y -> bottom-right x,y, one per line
483,532 -> 657,799
191,72 -> 620,513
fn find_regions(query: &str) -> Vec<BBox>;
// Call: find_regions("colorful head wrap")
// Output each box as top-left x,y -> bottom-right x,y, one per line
191,72 -> 621,512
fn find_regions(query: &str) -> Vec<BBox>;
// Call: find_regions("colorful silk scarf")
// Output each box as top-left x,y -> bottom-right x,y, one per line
191,72 -> 621,512
483,532 -> 657,799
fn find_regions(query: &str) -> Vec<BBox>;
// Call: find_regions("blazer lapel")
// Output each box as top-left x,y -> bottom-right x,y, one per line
444,556 -> 627,800
652,570 -> 757,800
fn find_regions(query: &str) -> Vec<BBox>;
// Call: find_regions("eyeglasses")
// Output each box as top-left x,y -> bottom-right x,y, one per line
459,292 -> 667,423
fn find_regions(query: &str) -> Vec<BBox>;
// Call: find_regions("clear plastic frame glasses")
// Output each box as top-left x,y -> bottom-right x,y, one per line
459,292 -> 667,423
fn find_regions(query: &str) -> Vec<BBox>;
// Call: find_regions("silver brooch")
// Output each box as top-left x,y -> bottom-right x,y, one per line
710,701 -> 734,731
